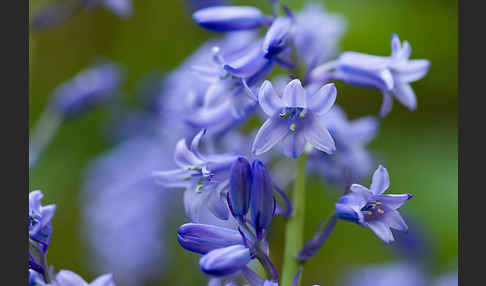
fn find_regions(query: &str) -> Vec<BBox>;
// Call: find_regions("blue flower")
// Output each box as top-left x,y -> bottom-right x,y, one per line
153,130 -> 237,222
262,17 -> 294,57
51,270 -> 116,286
193,6 -> 270,32
29,190 -> 56,253
200,245 -> 253,277
307,105 -> 378,185
250,160 -> 275,240
177,223 -> 245,254
49,61 -> 123,119
229,157 -> 252,219
252,79 -> 337,158
311,34 -> 430,116
335,165 -> 412,243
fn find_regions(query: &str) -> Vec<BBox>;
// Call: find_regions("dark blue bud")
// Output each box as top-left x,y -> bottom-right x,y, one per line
177,223 -> 244,254
229,157 -> 252,217
262,17 -> 293,57
199,244 -> 252,276
250,160 -> 274,240
193,6 -> 268,32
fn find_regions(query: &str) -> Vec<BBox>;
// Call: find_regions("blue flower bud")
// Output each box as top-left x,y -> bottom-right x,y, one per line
50,61 -> 122,119
262,17 -> 293,57
250,160 -> 275,240
229,157 -> 252,218
199,244 -> 252,276
177,223 -> 244,254
193,6 -> 268,32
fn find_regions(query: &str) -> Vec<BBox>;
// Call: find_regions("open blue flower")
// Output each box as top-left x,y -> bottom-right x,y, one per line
153,130 -> 237,222
311,34 -> 430,117
335,165 -> 412,243
252,79 -> 336,158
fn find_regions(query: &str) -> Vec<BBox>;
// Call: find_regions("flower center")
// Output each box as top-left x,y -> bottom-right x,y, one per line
361,200 -> 385,221
279,107 -> 308,132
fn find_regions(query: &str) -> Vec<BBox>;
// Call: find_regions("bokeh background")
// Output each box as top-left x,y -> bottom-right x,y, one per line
29,0 -> 457,285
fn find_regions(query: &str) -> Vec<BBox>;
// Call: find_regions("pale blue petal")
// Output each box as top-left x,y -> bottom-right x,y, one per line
184,189 -> 211,223
208,191 -> 229,221
252,118 -> 289,155
281,131 -> 306,158
90,273 -> 116,286
374,193 -> 412,210
55,270 -> 88,286
199,245 -> 252,276
308,83 -> 337,116
370,165 -> 390,194
393,59 -> 430,83
379,93 -> 394,117
258,80 -> 285,117
382,210 -> 408,231
174,139 -> 203,168
303,118 -> 335,154
153,169 -> 193,188
282,79 -> 306,108
367,220 -> 394,243
393,82 -> 417,110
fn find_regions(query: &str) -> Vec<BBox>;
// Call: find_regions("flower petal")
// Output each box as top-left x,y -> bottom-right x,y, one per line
152,169 -> 192,188
308,83 -> 337,116
303,118 -> 335,154
281,131 -> 306,159
174,139 -> 203,168
193,6 -> 266,32
374,193 -> 412,210
208,190 -> 230,221
392,82 -> 417,110
393,59 -> 430,83
367,220 -> 395,243
282,79 -> 306,108
370,165 -> 390,194
262,17 -> 293,56
252,118 -> 290,156
258,80 -> 285,117
90,273 -> 116,286
224,45 -> 270,78
177,223 -> 244,254
184,189 -> 211,223
379,92 -> 394,117
55,270 -> 88,286
382,210 -> 408,231
199,245 -> 252,276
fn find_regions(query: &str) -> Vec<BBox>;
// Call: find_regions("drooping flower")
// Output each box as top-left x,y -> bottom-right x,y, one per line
252,79 -> 337,158
335,165 -> 412,243
49,270 -> 116,286
310,34 -> 430,116
29,190 -> 56,253
82,117 -> 175,286
153,129 -> 237,222
200,244 -> 253,277
49,60 -> 123,119
177,223 -> 245,254
193,6 -> 271,32
250,160 -> 275,240
307,105 -> 378,185
229,157 -> 252,219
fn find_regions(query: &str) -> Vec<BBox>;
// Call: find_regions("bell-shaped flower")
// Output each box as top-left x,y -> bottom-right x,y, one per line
177,223 -> 245,254
310,34 -> 430,117
250,160 -> 275,240
252,79 -> 336,158
29,190 -> 56,252
50,270 -> 116,286
49,61 -> 123,119
199,244 -> 252,277
153,130 -> 237,222
335,165 -> 412,243
193,6 -> 270,32
262,17 -> 293,57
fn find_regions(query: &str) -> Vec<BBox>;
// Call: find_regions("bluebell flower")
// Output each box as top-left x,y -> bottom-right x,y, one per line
49,61 -> 123,119
49,270 -> 116,286
310,34 -> 430,116
81,0 -> 132,18
177,223 -> 245,254
293,3 -> 346,69
193,6 -> 270,32
307,105 -> 378,185
262,17 -> 294,57
82,136 -> 171,286
252,79 -> 337,158
29,190 -> 56,253
335,165 -> 412,243
153,130 -> 237,222
200,244 -> 253,277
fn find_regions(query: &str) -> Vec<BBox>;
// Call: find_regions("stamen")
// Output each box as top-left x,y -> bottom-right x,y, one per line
289,123 -> 296,132
377,208 -> 385,214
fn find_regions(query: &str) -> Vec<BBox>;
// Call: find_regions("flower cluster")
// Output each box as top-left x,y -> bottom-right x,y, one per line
29,0 -> 437,285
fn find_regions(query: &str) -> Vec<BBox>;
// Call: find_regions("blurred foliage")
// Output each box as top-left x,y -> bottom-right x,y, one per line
29,0 -> 457,285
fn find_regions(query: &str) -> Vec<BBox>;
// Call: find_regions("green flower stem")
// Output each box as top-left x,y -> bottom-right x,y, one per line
281,153 -> 308,286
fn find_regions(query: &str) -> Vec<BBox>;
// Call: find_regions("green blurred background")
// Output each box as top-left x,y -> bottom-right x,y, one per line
29,0 -> 457,285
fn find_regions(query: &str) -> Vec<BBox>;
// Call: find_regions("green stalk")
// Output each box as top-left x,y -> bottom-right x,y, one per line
281,153 -> 308,286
